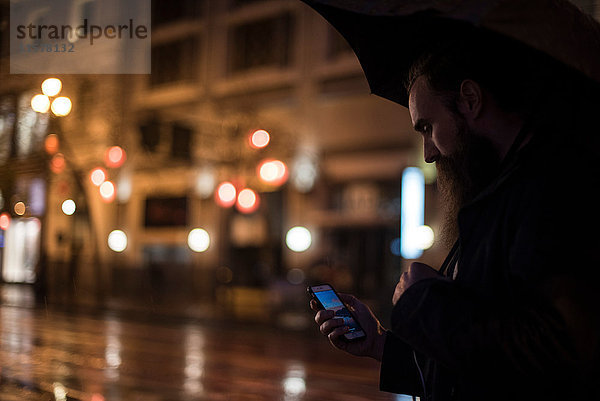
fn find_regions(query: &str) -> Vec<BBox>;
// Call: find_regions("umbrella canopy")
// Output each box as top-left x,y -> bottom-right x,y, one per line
301,0 -> 600,107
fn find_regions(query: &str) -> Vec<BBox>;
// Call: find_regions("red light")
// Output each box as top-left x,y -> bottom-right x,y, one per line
105,146 -> 126,168
257,159 -> 288,186
0,213 -> 10,230
50,153 -> 66,174
249,130 -> 270,149
215,182 -> 236,208
236,188 -> 259,214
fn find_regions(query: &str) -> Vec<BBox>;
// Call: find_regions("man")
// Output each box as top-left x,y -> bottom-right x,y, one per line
312,36 -> 600,401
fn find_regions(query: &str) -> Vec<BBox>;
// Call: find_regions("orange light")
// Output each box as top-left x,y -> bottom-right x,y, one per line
105,146 -> 126,168
215,182 -> 236,208
90,167 -> 107,187
44,134 -> 59,154
258,159 -> 288,186
14,202 -> 26,216
0,213 -> 10,230
50,153 -> 66,174
249,129 -> 270,149
99,180 -> 116,202
236,188 -> 259,214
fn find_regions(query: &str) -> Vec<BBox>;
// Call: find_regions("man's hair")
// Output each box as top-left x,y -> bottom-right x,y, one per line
404,29 -> 585,120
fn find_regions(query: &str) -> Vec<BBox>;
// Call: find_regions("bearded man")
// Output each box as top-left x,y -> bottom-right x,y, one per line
311,33 -> 600,401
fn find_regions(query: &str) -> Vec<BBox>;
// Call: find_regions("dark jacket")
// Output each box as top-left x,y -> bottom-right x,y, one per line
379,120 -> 600,400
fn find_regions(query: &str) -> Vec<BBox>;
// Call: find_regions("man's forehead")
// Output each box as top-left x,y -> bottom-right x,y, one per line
408,76 -> 428,120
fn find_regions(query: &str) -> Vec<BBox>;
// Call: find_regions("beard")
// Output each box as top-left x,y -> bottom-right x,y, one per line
436,117 -> 502,248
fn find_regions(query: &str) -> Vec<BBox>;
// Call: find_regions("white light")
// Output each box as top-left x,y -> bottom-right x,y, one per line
107,230 -> 127,252
414,225 -> 435,250
283,377 -> 306,397
401,167 -> 425,259
286,226 -> 312,252
51,96 -> 72,116
188,228 -> 210,252
61,199 -> 76,215
195,167 -> 215,199
41,78 -> 62,97
53,382 -> 67,401
31,94 -> 50,113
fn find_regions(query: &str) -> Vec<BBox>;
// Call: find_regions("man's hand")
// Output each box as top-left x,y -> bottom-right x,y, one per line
393,262 -> 441,305
311,294 -> 387,361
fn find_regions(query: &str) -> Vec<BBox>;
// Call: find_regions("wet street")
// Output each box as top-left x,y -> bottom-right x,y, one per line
0,300 -> 398,401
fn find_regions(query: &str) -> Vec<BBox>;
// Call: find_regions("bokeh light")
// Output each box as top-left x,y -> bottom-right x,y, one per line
236,188 -> 259,214
249,129 -> 270,149
105,146 -> 126,168
61,199 -> 76,216
41,78 -> 62,96
216,182 -> 236,208
31,94 -> 50,113
14,202 -> 26,216
44,134 -> 59,154
285,226 -> 312,252
0,213 -> 9,230
99,181 -> 116,202
90,167 -> 107,187
188,228 -> 210,252
51,96 -> 72,116
258,159 -> 288,186
50,153 -> 66,174
108,230 -> 127,252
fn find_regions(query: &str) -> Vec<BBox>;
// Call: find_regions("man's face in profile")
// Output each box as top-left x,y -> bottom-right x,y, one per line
408,75 -> 501,245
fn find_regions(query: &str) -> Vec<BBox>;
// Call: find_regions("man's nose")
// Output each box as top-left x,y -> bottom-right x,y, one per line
424,139 -> 440,163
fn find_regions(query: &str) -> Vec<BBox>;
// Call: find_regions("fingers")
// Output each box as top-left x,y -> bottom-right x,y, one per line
320,317 -> 345,336
314,309 -> 334,325
309,299 -> 321,311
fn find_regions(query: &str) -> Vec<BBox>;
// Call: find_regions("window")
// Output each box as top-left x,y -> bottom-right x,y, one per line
228,13 -> 293,74
151,0 -> 203,27
150,36 -> 199,87
15,92 -> 49,157
144,196 -> 188,227
0,97 -> 15,164
171,123 -> 192,160
139,119 -> 160,152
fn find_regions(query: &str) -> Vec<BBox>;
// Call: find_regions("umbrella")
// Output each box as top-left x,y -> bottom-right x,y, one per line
301,0 -> 600,107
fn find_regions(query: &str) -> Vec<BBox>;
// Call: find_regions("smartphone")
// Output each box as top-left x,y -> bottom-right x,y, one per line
307,284 -> 366,340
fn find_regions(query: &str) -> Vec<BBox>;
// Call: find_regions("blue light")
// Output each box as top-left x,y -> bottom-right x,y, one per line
400,167 -> 425,259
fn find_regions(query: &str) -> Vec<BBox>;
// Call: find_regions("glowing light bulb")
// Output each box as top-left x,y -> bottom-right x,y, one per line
41,78 -> 62,96
44,134 -> 59,154
90,167 -> 107,186
188,228 -> 210,252
108,230 -> 127,252
61,199 -> 76,215
105,146 -> 126,168
236,188 -> 259,214
14,202 -> 26,216
249,129 -> 270,149
258,159 -> 288,186
216,182 -> 236,208
51,96 -> 72,116
286,226 -> 312,252
31,94 -> 50,113
0,213 -> 9,230
50,153 -> 66,174
99,181 -> 116,202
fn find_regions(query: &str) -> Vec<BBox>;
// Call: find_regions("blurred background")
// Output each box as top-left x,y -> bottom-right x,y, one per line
0,0 -> 598,399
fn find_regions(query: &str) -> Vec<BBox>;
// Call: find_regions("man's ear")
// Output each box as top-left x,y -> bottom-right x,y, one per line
457,79 -> 482,119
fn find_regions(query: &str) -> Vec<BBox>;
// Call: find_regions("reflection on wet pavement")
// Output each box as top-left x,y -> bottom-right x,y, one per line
0,304 -> 396,400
